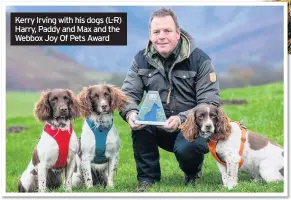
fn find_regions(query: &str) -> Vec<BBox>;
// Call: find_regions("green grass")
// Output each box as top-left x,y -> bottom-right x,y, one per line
6,92 -> 40,118
6,82 -> 284,193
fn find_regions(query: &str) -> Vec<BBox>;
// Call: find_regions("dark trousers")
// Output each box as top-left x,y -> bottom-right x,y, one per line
132,125 -> 209,183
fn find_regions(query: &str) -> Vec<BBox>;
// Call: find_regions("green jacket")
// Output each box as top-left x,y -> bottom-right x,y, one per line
120,29 -> 220,123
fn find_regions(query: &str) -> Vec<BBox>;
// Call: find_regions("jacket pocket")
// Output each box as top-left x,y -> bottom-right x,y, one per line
138,69 -> 161,89
172,70 -> 196,91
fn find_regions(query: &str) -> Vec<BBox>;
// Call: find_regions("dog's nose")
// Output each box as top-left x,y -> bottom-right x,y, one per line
205,124 -> 212,130
60,107 -> 68,113
101,105 -> 107,110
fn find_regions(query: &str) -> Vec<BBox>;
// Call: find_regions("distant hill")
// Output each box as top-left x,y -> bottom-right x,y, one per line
6,39 -> 282,92
6,41 -> 126,92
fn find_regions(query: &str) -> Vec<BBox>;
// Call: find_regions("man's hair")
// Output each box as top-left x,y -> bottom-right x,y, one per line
149,8 -> 180,30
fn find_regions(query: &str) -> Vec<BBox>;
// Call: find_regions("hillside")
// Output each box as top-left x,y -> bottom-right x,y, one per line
6,41 -> 120,92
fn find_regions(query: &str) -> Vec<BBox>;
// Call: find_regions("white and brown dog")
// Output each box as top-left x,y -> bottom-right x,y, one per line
181,103 -> 284,190
72,84 -> 129,189
18,89 -> 79,192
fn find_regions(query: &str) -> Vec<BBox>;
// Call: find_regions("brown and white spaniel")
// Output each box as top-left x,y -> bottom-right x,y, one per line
180,103 -> 284,190
18,89 -> 80,192
72,84 -> 129,189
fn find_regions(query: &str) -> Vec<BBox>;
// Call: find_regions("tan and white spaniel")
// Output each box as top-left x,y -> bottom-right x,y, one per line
180,103 -> 284,190
18,89 -> 80,192
72,84 -> 129,189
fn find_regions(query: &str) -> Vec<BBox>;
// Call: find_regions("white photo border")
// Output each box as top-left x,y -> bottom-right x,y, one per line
1,1 -> 289,198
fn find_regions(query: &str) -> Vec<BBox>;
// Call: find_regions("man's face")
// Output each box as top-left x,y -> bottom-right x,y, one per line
150,16 -> 181,58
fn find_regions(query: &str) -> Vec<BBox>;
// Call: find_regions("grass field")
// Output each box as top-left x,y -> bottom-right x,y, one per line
6,82 -> 285,194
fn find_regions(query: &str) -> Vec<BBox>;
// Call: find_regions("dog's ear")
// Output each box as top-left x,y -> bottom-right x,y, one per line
77,86 -> 93,118
66,90 -> 80,119
34,90 -> 51,122
106,84 -> 129,111
215,107 -> 232,140
180,109 -> 198,142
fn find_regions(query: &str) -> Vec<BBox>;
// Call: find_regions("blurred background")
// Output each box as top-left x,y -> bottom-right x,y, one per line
6,5 -> 285,92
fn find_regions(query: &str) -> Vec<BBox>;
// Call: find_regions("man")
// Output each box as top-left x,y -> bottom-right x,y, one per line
120,8 -> 220,192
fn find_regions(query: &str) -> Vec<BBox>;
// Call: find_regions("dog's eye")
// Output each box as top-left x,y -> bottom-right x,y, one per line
104,93 -> 109,98
94,94 -> 99,98
64,96 -> 69,101
211,115 -> 217,119
52,97 -> 58,102
198,116 -> 203,120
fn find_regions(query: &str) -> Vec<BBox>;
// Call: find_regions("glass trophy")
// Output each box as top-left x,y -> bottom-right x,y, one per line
135,91 -> 167,126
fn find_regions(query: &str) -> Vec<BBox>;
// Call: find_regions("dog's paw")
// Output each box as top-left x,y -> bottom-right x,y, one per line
84,179 -> 93,189
64,184 -> 72,192
222,173 -> 229,186
252,178 -> 263,183
38,188 -> 47,193
107,181 -> 114,188
64,181 -> 73,192
86,184 -> 93,189
85,181 -> 93,189
226,180 -> 237,190
64,187 -> 72,192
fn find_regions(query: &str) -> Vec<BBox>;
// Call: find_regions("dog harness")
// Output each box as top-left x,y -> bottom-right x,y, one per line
44,123 -> 73,169
86,119 -> 112,164
208,121 -> 247,168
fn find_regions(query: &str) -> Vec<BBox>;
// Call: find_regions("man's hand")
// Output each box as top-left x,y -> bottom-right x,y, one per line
162,115 -> 181,132
126,111 -> 146,130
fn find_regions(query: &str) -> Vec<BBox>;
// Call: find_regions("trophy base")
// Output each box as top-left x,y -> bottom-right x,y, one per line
134,120 -> 167,126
